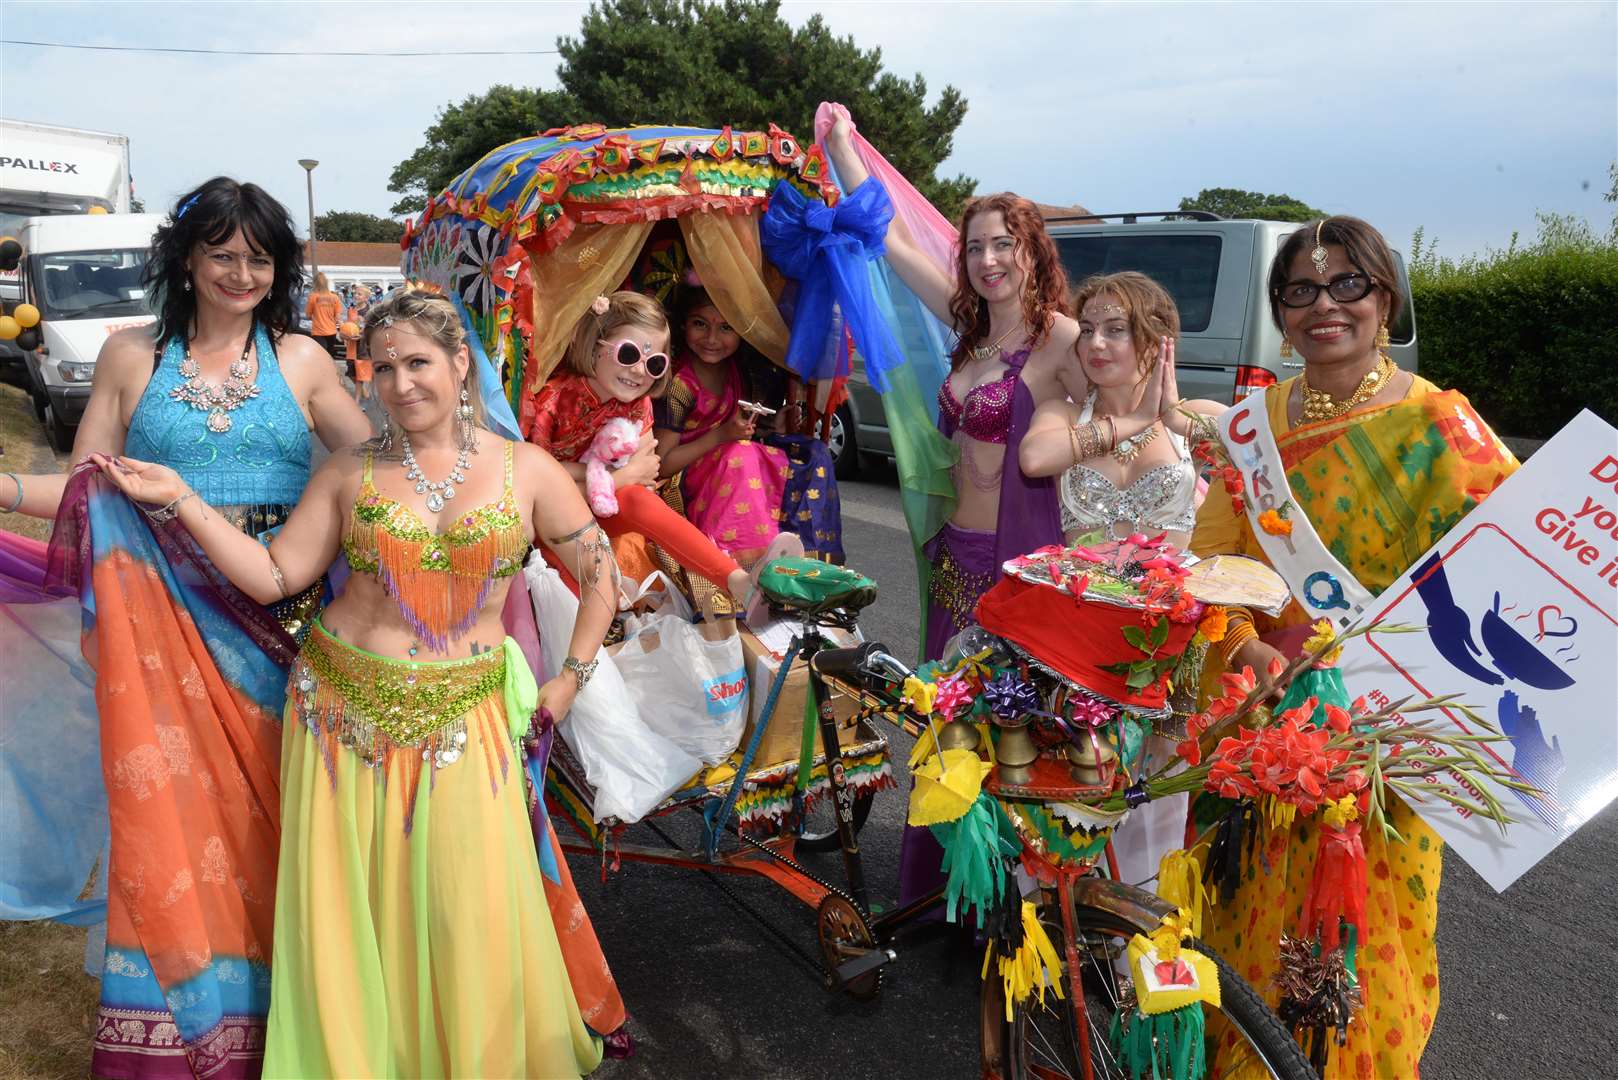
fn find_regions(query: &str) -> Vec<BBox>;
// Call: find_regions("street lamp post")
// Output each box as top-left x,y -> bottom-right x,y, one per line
298,159 -> 319,281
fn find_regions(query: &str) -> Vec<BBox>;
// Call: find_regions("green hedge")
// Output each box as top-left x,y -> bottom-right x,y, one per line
1411,245 -> 1618,439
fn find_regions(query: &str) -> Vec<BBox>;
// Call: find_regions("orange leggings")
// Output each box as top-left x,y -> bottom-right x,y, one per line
548,483 -> 740,593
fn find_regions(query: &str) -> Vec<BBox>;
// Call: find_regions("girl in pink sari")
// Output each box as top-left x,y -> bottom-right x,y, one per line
655,291 -> 791,563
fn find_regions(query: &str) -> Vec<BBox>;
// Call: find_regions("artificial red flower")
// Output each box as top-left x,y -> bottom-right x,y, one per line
1168,593 -> 1203,624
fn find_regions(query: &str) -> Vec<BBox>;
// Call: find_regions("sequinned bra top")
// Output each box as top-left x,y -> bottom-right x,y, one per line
1060,393 -> 1198,538
937,347 -> 1030,445
344,443 -> 530,649
125,324 -> 311,508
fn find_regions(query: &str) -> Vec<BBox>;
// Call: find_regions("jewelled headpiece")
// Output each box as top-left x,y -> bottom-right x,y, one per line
1309,221 -> 1330,277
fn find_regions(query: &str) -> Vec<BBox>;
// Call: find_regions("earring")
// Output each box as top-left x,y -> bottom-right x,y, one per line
1279,335 -> 1293,359
183,279 -> 192,292
1375,322 -> 1391,349
457,387 -> 476,452
378,416 -> 395,454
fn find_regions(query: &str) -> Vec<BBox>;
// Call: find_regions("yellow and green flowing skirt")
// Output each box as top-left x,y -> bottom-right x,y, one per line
264,621 -> 602,1078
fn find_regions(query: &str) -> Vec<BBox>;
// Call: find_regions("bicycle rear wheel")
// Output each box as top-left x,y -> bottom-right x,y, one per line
981,878 -> 1312,1080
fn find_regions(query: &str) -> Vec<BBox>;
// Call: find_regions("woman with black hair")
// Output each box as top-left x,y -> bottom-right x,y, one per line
0,177 -> 371,1079
2,176 -> 371,519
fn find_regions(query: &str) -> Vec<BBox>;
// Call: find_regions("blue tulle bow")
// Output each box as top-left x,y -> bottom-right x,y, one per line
761,178 -> 906,391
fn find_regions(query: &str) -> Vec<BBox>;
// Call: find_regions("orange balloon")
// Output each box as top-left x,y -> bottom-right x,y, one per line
12,303 -> 39,329
0,316 -> 18,341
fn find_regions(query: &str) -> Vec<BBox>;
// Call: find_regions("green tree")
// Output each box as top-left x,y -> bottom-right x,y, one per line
313,210 -> 407,244
1176,187 -> 1325,222
388,0 -> 973,217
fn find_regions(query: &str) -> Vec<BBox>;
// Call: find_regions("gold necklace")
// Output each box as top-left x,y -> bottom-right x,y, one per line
968,323 -> 1024,365
1300,355 -> 1395,422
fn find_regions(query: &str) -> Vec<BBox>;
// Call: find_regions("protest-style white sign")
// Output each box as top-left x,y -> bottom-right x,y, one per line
1336,409 -> 1618,892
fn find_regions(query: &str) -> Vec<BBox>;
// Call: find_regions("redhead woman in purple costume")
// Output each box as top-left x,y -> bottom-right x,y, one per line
823,110 -> 1085,660
825,108 -> 1087,908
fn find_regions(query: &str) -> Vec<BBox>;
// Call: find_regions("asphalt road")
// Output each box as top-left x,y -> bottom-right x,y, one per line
4,387 -> 1611,1079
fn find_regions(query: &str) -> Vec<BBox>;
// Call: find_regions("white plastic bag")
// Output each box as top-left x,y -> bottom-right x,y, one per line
612,613 -> 749,765
618,569 -> 695,636
524,559 -> 701,823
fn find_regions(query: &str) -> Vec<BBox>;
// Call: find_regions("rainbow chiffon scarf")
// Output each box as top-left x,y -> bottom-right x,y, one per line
44,467 -> 293,1078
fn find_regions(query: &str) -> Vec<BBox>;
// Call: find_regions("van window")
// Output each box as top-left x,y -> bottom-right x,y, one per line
29,248 -> 150,320
1388,251 -> 1415,345
1054,235 -> 1223,333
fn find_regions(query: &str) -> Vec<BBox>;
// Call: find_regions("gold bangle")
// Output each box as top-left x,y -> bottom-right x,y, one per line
1068,424 -> 1082,465
268,559 -> 289,599
1221,619 -> 1258,667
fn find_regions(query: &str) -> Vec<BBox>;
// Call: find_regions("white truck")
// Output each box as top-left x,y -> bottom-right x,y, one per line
0,120 -> 152,450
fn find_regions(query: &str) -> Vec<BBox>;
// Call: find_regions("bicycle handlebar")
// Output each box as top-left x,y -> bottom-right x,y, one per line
810,642 -> 913,689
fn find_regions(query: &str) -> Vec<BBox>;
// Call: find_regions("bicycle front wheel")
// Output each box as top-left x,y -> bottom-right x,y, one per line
980,877 -> 1313,1080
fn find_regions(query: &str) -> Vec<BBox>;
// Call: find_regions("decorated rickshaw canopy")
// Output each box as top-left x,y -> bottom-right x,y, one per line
399,122 -> 844,424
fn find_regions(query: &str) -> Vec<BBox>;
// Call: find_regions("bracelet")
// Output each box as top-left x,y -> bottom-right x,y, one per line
1,472 -> 21,514
561,655 -> 598,690
144,490 -> 198,525
1103,416 -> 1118,453
268,558 -> 289,599
1069,420 -> 1113,462
1220,616 -> 1259,667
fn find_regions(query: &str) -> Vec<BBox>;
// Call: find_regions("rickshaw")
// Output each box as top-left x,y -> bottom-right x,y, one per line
401,122 -> 1310,1080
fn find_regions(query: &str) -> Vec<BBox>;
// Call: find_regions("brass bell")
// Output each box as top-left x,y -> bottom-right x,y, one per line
1066,732 -> 1118,786
995,723 -> 1038,785
938,719 -> 981,752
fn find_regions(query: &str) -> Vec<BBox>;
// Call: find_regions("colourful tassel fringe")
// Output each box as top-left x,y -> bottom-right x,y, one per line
1109,1002 -> 1207,1080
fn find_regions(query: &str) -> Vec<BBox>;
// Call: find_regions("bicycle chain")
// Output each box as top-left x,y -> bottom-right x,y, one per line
732,828 -> 885,996
643,817 -> 883,993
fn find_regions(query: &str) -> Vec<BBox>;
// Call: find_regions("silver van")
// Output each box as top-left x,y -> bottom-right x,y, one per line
833,214 -> 1419,476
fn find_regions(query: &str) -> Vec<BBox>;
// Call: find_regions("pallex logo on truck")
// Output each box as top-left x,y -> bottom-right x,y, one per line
0,158 -> 82,173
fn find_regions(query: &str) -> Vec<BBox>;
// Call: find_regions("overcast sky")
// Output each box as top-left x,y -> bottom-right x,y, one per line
2,1 -> 1613,259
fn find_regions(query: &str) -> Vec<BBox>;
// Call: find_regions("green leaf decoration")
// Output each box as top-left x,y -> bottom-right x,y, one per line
1149,617 -> 1170,648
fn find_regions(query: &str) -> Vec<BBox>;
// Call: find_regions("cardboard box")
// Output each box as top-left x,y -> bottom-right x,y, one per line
737,624 -> 862,767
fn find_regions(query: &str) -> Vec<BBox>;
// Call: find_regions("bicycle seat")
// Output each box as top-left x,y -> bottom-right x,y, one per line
756,556 -> 877,617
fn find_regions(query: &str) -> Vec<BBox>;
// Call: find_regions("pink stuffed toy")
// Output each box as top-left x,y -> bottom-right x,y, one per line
580,417 -> 643,517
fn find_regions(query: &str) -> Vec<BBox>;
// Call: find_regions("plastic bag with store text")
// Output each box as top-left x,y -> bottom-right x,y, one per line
612,612 -> 749,765
524,559 -> 701,823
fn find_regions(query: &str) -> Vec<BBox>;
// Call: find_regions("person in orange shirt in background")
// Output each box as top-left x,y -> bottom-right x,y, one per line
346,286 -> 373,401
305,272 -> 343,365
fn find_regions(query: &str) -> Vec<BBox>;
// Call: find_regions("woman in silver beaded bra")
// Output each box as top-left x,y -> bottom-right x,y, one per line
1020,271 -> 1225,550
1019,271 -> 1226,888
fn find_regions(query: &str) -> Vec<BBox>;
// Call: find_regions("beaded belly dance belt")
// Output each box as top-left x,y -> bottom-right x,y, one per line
289,621 -> 506,773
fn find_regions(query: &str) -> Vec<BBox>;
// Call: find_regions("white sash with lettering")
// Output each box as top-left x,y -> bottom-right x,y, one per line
1217,391 -> 1375,625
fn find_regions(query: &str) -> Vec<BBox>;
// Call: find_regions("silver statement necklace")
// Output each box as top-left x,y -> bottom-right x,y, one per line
170,328 -> 260,433
400,431 -> 472,514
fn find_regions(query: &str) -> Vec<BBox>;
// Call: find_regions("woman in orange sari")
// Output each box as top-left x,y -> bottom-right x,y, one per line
1190,216 -> 1517,1078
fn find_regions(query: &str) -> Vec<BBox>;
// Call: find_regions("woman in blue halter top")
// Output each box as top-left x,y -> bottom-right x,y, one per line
3,176 -> 371,525
0,178 -> 371,1080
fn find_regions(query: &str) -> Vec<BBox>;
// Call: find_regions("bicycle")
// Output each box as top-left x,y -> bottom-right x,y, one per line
545,570 -> 1314,1080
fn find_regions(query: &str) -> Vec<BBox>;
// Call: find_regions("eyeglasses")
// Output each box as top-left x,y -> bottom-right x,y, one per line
203,248 -> 274,273
604,339 -> 669,379
1274,272 -> 1376,309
